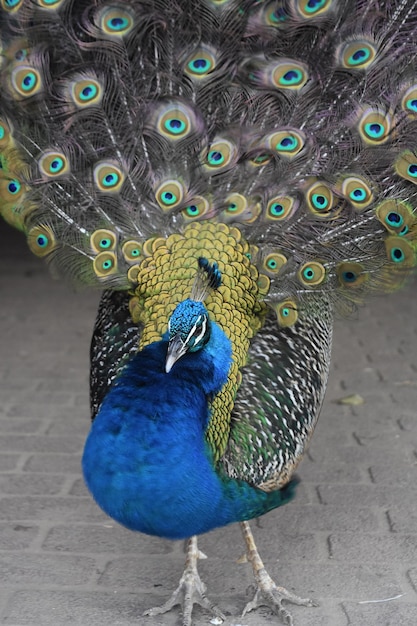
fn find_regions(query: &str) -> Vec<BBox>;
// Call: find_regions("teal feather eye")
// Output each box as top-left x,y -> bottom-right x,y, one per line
27,225 -> 56,258
208,150 -> 224,165
385,236 -> 415,267
395,151 -> 417,183
157,104 -> 194,140
376,199 -> 416,235
305,181 -> 334,215
271,61 -> 309,91
2,0 -> 23,11
7,180 -> 20,195
122,240 -> 142,262
38,151 -> 69,178
266,5 -> 288,25
364,122 -> 384,139
312,193 -> 328,209
275,299 -> 298,326
386,212 -> 404,228
185,48 -> 216,78
401,86 -> 417,117
266,195 -> 297,221
155,180 -> 185,211
262,252 -> 287,274
358,109 -> 391,145
406,98 -> 417,112
162,191 -> 177,205
11,66 -> 42,97
94,162 -> 125,193
338,40 -> 377,70
0,126 -> 4,141
80,84 -> 98,101
203,139 -> 235,171
340,175 -> 373,209
337,262 -> 368,288
295,0 -> 332,17
93,251 -> 118,277
391,247 -> 405,262
281,69 -> 303,86
71,78 -> 103,108
99,8 -> 134,36
91,229 -> 117,253
298,261 -> 326,286
270,203 -> 285,217
265,129 -> 305,159
181,196 -> 209,220
164,118 -> 186,134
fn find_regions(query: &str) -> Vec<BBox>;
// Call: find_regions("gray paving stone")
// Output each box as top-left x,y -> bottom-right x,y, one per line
0,553 -> 96,585
0,523 -> 39,550
42,525 -> 174,555
0,474 -> 66,495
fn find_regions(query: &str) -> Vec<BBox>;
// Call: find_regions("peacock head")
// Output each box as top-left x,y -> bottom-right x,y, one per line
165,299 -> 210,373
165,257 -> 221,373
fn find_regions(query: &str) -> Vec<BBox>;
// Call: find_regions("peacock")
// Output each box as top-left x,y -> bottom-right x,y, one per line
1,0 -> 416,624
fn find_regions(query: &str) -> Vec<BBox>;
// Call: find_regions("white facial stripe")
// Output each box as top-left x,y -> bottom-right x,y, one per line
184,314 -> 207,346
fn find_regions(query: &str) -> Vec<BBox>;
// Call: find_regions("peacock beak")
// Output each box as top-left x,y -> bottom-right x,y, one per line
165,334 -> 188,373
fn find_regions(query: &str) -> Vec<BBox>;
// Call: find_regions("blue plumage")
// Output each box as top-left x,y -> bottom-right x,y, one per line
82,317 -> 297,540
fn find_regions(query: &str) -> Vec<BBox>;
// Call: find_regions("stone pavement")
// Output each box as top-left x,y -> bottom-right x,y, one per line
0,221 -> 416,626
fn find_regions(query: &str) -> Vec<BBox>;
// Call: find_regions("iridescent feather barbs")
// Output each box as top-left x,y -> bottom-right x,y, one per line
1,1 -> 417,624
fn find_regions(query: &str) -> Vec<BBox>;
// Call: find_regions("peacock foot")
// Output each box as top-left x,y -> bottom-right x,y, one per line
143,535 -> 225,626
240,521 -> 318,626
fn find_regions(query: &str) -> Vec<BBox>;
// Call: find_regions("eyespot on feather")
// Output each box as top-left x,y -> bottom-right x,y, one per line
38,151 -> 69,179
10,66 -> 42,98
182,196 -> 210,221
271,60 -> 309,90
27,225 -> 56,257
93,162 -> 125,193
357,108 -> 391,145
90,229 -> 117,254
262,253 -> 287,274
264,129 -> 306,159
298,261 -> 326,286
122,240 -> 142,262
292,0 -> 334,18
339,175 -> 374,210
275,299 -> 298,327
157,105 -> 194,140
337,262 -> 369,288
385,236 -> 416,267
70,78 -> 103,108
305,181 -> 334,215
184,47 -> 216,78
1,0 -> 23,12
401,85 -> 417,118
337,40 -> 377,70
93,251 -> 118,277
155,180 -> 185,210
265,195 -> 298,221
97,7 -> 134,37
203,139 -> 237,171
376,199 -> 416,235
395,150 -> 417,184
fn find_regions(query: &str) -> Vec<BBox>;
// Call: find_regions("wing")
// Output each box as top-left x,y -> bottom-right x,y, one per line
221,303 -> 333,490
90,290 -> 142,420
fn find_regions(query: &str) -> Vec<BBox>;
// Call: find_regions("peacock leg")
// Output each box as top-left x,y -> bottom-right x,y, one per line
240,521 -> 317,625
144,535 -> 225,626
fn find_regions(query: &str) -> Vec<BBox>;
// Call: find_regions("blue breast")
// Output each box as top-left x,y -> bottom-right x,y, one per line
82,323 -> 297,539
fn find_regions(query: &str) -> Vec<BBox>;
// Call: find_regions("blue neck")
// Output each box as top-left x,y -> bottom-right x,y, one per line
82,321 -> 296,539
